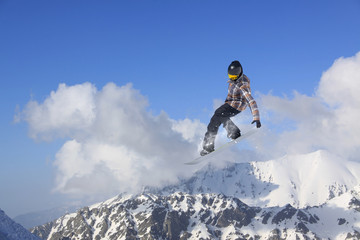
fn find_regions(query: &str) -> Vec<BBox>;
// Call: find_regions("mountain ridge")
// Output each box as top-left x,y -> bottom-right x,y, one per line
31,191 -> 360,239
0,208 -> 41,240
30,150 -> 360,239
154,150 -> 360,208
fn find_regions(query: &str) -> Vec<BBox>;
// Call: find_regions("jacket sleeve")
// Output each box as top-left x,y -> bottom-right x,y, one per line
240,85 -> 260,121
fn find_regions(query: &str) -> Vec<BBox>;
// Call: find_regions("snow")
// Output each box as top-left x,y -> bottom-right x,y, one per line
187,222 -> 211,240
30,149 -> 360,240
252,150 -> 360,208
220,225 -> 236,240
90,193 -> 133,210
0,209 -> 40,240
161,149 -> 360,212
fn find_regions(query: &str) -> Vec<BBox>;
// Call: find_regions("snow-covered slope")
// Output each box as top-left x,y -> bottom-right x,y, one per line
31,191 -> 360,240
31,150 -> 360,239
157,150 -> 360,208
251,150 -> 360,208
0,208 -> 40,240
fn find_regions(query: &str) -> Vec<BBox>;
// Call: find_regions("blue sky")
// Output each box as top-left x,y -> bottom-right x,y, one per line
1,0 -> 360,217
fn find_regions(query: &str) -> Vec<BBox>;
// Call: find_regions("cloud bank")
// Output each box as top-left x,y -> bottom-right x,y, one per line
19,82 -> 206,197
17,52 -> 360,200
257,51 -> 360,160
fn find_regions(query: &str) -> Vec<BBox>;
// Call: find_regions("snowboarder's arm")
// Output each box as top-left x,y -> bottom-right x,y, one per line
240,86 -> 260,121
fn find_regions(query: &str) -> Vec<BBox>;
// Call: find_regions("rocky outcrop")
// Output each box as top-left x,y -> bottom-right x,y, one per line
31,191 -> 360,240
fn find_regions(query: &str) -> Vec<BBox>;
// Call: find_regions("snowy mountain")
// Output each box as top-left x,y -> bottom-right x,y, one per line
0,208 -> 41,240
31,150 -> 360,239
157,150 -> 360,208
31,191 -> 360,239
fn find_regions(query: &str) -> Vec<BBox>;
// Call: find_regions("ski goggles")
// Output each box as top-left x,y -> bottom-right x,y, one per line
228,74 -> 239,80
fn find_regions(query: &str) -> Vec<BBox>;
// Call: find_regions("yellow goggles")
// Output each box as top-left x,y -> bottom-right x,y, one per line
228,74 -> 239,80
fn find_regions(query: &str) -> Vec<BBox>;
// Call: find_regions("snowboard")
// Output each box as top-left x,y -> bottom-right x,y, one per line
184,127 -> 258,165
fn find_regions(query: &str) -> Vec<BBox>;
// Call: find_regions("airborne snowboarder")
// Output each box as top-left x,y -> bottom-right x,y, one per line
200,60 -> 261,156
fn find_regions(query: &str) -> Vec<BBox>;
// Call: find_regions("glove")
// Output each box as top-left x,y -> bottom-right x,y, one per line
251,120 -> 261,128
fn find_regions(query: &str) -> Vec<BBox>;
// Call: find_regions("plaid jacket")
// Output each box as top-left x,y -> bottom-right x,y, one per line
225,74 -> 260,121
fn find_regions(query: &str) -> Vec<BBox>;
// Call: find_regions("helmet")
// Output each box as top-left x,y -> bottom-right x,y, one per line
228,60 -> 243,80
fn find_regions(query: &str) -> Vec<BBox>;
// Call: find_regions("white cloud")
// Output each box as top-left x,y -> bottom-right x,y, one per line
19,82 -> 206,198
171,118 -> 206,143
18,52 -> 360,200
20,82 -> 97,140
317,52 -> 360,108
257,52 -> 360,160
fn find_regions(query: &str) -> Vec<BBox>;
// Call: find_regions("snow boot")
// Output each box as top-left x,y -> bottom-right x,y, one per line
200,133 -> 215,156
227,130 -> 241,140
224,119 -> 241,140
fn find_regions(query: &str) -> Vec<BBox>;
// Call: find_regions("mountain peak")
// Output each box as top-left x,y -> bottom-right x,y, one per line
28,150 -> 360,239
153,150 -> 360,209
31,191 -> 360,239
251,150 -> 360,208
0,209 -> 40,240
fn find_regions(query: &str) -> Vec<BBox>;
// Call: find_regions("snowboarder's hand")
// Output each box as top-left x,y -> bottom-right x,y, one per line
251,120 -> 261,128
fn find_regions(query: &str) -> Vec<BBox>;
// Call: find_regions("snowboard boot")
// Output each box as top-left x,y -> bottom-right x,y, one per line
224,119 -> 241,140
200,133 -> 215,156
227,130 -> 241,140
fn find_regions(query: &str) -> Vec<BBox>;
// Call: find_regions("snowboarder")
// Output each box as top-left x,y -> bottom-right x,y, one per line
200,60 -> 261,156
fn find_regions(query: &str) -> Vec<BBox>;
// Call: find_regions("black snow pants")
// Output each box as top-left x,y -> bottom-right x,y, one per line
203,103 -> 241,145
